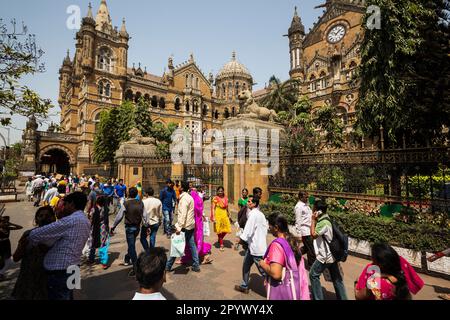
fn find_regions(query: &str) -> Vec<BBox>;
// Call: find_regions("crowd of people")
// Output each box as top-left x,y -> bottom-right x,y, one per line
0,174 -> 435,301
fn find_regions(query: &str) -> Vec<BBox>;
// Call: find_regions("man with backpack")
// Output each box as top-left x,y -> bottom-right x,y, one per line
160,179 -> 177,239
309,200 -> 348,300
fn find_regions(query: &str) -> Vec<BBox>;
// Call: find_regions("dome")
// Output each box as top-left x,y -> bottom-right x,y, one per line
216,52 -> 252,81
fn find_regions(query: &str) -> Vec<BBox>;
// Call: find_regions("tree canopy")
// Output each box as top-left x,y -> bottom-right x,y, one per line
0,19 -> 52,126
356,0 -> 450,147
260,77 -> 300,112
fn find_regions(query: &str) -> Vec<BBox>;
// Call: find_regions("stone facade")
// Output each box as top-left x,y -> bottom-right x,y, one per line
28,0 -> 367,176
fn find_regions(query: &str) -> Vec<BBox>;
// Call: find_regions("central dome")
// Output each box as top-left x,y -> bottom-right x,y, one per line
216,52 -> 252,81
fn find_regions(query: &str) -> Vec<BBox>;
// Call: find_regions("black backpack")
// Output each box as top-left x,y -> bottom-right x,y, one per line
237,206 -> 248,229
323,218 -> 349,262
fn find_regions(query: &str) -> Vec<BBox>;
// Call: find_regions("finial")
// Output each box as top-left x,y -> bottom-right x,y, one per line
294,6 -> 298,16
189,52 -> 194,62
232,51 -> 236,61
87,2 -> 93,19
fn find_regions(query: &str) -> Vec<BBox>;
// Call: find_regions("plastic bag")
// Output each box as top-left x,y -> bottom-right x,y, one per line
170,232 -> 186,257
235,221 -> 243,237
203,218 -> 210,237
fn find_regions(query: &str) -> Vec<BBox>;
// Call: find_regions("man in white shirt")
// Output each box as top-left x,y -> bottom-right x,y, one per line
165,181 -> 200,272
234,196 -> 268,294
31,175 -> 44,207
132,248 -> 167,300
43,182 -> 58,205
140,187 -> 163,252
309,200 -> 347,300
295,191 -> 316,268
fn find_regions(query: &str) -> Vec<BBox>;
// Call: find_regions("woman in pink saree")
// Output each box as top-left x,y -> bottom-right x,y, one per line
354,243 -> 424,300
180,189 -> 213,265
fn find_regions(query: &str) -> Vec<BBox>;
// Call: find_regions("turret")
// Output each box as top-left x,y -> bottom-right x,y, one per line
288,7 -> 305,79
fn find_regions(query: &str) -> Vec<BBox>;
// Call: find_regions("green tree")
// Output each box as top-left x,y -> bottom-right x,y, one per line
93,101 -> 135,165
135,97 -> 152,137
151,122 -> 178,158
356,0 -> 450,146
260,77 -> 300,113
0,19 -> 52,126
277,96 -> 344,154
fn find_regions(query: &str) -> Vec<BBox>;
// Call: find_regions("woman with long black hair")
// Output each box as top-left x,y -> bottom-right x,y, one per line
355,243 -> 423,300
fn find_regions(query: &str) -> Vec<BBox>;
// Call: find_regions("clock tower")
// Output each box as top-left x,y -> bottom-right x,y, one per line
288,7 -> 305,80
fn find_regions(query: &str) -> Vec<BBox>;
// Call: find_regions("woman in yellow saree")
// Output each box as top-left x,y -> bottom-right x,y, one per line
210,186 -> 231,251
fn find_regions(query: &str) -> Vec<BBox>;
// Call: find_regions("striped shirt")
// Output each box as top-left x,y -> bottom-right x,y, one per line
28,210 -> 91,271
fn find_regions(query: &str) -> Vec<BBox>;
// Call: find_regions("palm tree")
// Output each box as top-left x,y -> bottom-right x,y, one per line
260,76 -> 300,113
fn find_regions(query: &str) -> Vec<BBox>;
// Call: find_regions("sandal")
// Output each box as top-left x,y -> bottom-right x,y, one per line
220,246 -> 225,252
202,258 -> 214,265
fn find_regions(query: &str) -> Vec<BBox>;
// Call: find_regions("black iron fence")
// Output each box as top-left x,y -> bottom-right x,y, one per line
269,147 -> 450,219
183,164 -> 224,197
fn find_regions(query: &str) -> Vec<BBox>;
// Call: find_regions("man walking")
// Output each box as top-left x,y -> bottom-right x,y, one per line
160,179 -> 177,239
166,181 -> 200,273
111,187 -> 144,277
31,175 -> 45,207
234,195 -> 268,294
295,191 -> 315,268
26,192 -> 91,300
141,187 -> 163,251
309,200 -> 347,300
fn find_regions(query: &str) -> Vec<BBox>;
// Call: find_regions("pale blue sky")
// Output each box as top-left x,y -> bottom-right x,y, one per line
1,0 -> 326,144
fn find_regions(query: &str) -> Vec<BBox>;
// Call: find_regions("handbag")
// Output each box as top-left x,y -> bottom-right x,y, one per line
170,232 -> 186,258
203,218 -> 210,237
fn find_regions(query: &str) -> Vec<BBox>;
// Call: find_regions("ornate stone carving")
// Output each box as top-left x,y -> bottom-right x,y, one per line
237,90 -> 277,122
125,128 -> 156,145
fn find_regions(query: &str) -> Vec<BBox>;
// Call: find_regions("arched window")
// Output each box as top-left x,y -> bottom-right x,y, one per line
190,74 -> 194,88
159,97 -> 166,109
144,94 -> 150,102
202,104 -> 208,117
125,89 -> 133,101
151,96 -> 158,108
193,101 -> 199,113
235,83 -> 240,98
215,110 -> 219,120
97,47 -> 112,72
135,92 -> 142,103
98,82 -> 104,96
228,83 -> 233,100
232,107 -> 236,117
196,78 -> 199,89
175,98 -> 181,111
222,84 -> 226,99
224,108 -> 230,119
337,106 -> 348,126
94,112 -> 101,133
319,71 -> 327,90
185,74 -> 189,88
186,101 -> 190,112
80,112 -> 84,121
310,75 -> 317,92
98,80 -> 111,97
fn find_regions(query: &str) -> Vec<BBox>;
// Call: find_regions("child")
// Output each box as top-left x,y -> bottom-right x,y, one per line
0,216 -> 23,282
132,248 -> 167,300
12,206 -> 56,299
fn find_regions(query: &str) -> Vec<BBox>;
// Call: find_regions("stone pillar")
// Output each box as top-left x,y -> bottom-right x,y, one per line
19,116 -> 38,180
222,117 -> 283,209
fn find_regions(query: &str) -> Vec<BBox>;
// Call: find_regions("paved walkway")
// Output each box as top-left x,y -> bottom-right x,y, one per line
1,198 -> 449,300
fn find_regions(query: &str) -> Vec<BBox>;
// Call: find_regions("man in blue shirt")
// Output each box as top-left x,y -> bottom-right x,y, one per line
159,179 -> 177,238
114,179 -> 127,199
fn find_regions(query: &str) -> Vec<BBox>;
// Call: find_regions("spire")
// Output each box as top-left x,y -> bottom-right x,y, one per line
289,6 -> 305,36
63,49 -> 71,66
87,2 -> 93,19
95,0 -> 112,31
189,53 -> 194,63
119,18 -> 129,38
232,51 -> 236,61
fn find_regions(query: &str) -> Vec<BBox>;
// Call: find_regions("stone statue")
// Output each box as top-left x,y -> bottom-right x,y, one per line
125,128 -> 155,145
237,90 -> 277,122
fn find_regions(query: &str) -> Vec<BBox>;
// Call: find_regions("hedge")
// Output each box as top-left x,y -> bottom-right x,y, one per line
260,202 -> 450,252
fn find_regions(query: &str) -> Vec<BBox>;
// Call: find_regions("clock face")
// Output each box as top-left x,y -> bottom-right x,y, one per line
327,25 -> 346,43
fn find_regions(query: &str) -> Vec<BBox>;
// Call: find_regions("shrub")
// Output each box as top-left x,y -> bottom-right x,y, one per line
260,201 -> 449,252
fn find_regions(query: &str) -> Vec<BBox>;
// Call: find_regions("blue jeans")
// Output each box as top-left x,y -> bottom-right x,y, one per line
140,224 -> 160,252
47,272 -> 73,300
309,260 -> 348,300
241,250 -> 266,289
166,229 -> 199,270
163,210 -> 173,235
125,225 -> 139,266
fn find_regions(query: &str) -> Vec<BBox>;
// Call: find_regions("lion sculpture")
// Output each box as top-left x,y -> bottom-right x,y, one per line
237,90 -> 277,122
126,128 -> 155,145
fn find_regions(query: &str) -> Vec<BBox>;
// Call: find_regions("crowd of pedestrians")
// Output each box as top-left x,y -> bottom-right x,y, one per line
1,174 -> 430,301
